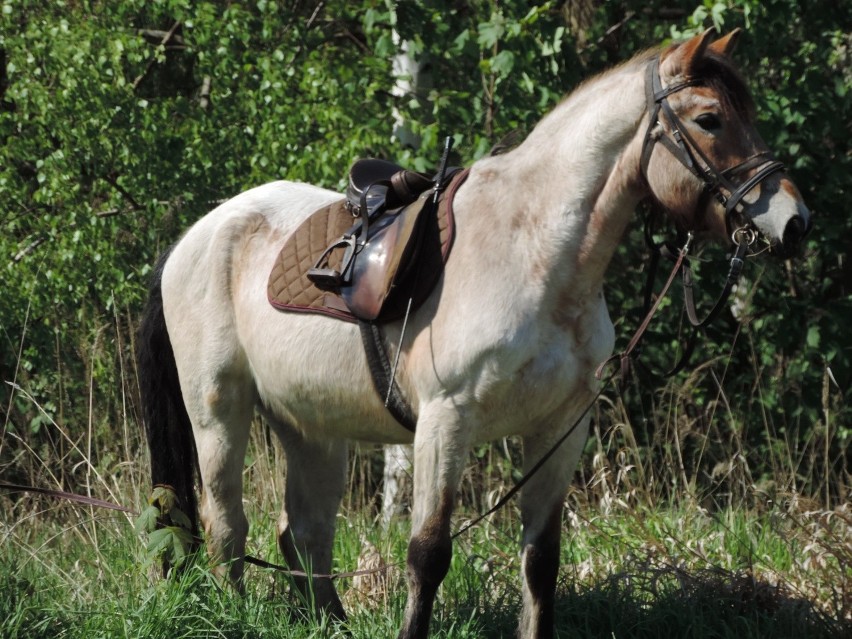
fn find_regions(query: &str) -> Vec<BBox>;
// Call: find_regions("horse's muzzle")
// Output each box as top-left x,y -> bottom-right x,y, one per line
774,214 -> 811,258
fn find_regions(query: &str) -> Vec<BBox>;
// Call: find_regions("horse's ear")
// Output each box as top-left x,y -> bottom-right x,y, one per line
661,27 -> 715,78
708,28 -> 742,58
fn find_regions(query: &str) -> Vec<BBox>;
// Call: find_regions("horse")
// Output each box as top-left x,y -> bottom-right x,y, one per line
137,29 -> 810,639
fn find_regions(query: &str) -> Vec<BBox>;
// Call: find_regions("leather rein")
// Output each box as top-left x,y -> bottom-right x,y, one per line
602,56 -> 786,379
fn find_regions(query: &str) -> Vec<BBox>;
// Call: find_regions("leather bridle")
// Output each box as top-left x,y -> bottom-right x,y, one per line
640,55 -> 786,237
603,55 -> 789,380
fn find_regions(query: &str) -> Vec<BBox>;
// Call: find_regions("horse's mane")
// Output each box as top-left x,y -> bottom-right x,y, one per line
576,43 -> 756,119
491,43 -> 755,158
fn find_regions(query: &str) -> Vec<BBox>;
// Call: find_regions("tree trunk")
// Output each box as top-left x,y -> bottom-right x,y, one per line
382,442 -> 412,527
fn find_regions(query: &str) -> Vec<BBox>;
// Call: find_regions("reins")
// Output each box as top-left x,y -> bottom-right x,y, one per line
596,230 -> 695,382
682,226 -> 755,328
596,222 -> 756,387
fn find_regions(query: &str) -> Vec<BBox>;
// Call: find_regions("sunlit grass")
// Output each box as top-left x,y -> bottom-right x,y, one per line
1,346 -> 848,637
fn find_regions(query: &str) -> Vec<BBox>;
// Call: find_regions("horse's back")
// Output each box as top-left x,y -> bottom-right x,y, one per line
169,180 -> 340,260
159,181 -> 334,396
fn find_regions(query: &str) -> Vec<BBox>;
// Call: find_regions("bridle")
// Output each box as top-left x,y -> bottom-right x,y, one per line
640,55 -> 786,238
603,55 -> 789,380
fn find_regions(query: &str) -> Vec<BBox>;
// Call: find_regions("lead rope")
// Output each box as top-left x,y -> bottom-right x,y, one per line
596,232 -> 694,383
246,365 -> 618,578
452,371 -> 615,540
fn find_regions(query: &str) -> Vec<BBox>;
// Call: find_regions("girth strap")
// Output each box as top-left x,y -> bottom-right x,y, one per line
359,320 -> 417,432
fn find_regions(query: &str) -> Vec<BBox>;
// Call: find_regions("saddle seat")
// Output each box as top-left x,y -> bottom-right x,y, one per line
346,159 -> 434,213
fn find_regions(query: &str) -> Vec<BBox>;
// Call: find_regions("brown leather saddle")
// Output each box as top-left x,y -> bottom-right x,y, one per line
267,159 -> 467,323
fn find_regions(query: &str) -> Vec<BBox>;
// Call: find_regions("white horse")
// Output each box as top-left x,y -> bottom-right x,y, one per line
138,29 -> 810,639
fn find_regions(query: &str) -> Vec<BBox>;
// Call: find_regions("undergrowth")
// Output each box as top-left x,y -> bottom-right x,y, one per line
1,469 -> 849,638
0,301 -> 848,637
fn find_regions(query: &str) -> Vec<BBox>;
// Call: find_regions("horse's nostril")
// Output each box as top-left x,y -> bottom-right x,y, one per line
780,216 -> 807,255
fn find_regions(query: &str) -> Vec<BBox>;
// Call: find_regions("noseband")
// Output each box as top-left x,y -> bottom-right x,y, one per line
640,56 -> 786,235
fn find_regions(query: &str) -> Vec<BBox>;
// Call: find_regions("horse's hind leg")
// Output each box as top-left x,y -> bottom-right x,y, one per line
271,421 -> 348,620
517,415 -> 590,639
186,374 -> 255,587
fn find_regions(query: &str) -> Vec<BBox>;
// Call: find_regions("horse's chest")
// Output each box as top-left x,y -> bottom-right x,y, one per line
465,300 -> 614,440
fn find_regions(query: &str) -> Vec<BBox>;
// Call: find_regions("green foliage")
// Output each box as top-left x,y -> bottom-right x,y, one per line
1,1 -> 848,502
136,484 -> 194,568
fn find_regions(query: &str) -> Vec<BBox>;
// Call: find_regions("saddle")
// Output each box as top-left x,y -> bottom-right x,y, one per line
267,158 -> 467,323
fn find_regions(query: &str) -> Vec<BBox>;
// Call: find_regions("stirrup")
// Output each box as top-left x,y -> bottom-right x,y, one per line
307,236 -> 358,291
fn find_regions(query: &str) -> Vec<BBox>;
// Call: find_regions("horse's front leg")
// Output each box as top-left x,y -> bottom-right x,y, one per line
517,414 -> 591,639
398,404 -> 471,639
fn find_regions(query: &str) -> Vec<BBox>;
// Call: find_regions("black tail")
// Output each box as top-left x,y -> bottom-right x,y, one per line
137,247 -> 199,544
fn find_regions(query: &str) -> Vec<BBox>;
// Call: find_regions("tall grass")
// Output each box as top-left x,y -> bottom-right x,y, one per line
1,313 -> 849,637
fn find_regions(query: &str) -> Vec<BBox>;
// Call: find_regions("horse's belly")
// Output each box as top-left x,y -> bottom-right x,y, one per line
245,318 -> 416,444
234,230 -> 415,443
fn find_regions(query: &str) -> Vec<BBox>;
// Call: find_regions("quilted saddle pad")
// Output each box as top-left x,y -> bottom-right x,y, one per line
267,169 -> 468,323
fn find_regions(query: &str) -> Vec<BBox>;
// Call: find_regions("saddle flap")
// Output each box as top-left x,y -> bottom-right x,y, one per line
341,195 -> 430,321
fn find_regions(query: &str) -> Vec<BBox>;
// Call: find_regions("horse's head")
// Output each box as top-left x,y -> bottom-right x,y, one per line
640,29 -> 811,257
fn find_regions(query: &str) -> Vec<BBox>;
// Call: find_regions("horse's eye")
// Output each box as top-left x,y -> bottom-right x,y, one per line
695,113 -> 722,132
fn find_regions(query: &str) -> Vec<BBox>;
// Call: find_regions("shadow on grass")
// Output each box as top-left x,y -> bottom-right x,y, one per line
440,563 -> 848,639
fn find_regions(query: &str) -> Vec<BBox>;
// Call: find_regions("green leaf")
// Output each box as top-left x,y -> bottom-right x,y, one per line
134,504 -> 161,536
477,17 -> 505,49
150,485 -> 177,512
490,50 -> 515,79
146,527 -> 174,557
168,506 -> 192,531
806,326 -> 820,348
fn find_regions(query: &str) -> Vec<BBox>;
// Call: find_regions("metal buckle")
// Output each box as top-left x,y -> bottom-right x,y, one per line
731,226 -> 757,247
681,231 -> 695,256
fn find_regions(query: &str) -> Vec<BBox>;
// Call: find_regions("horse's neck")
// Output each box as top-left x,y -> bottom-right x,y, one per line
472,63 -> 648,304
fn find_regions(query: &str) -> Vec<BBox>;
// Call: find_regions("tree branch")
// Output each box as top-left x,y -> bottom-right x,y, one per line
13,237 -> 46,263
132,21 -> 182,91
102,174 -> 142,211
199,75 -> 211,110
139,29 -> 186,50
